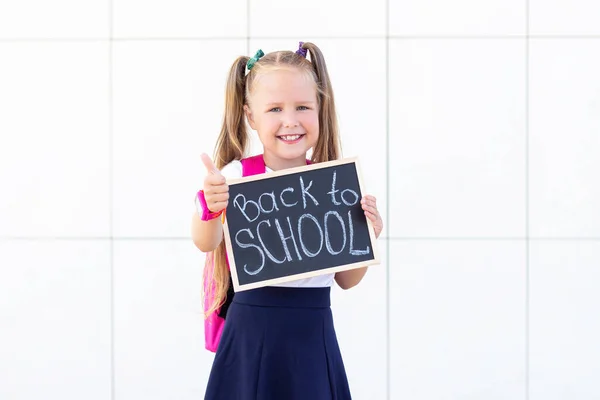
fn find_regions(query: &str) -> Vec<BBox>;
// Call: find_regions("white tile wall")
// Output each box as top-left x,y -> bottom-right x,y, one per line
529,241 -> 600,400
250,1 -> 386,38
332,240 -> 388,400
530,0 -> 600,36
113,0 -> 247,38
1,0 -> 599,399
113,240 -> 214,399
389,38 -> 527,238
0,0 -> 108,39
529,39 -> 600,238
0,240 -> 111,400
389,240 -> 527,399
111,39 -> 246,238
389,0 -> 525,36
0,42 -> 111,238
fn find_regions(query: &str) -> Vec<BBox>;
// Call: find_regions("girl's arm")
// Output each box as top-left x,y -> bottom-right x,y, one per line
191,154 -> 230,252
191,212 -> 223,252
335,267 -> 368,290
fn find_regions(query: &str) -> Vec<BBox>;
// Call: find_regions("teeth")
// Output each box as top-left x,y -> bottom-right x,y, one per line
280,135 -> 301,141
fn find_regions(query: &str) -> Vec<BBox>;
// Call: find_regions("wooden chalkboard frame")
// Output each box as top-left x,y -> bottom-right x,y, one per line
222,157 -> 381,292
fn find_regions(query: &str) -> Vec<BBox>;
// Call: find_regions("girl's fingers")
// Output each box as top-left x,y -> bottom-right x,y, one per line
362,198 -> 383,237
364,210 -> 379,222
205,173 -> 226,186
213,183 -> 229,194
364,205 -> 382,220
205,183 -> 229,195
361,203 -> 378,214
208,192 -> 229,203
201,153 -> 221,175
361,196 -> 377,208
363,195 -> 377,202
210,200 -> 228,212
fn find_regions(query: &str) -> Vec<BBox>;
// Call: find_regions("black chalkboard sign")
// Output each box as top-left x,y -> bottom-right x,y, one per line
223,157 -> 380,291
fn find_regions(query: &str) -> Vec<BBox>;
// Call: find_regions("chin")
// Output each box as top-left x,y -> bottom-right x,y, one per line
281,152 -> 309,161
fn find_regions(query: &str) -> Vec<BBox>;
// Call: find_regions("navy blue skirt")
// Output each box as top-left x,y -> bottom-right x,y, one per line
204,286 -> 352,400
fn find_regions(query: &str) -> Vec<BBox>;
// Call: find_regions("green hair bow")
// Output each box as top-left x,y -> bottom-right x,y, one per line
246,49 -> 264,70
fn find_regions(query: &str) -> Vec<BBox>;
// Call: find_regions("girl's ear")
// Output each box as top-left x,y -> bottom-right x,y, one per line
243,104 -> 257,130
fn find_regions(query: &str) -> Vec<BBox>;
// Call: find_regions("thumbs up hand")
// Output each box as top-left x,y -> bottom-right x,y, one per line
201,153 -> 229,213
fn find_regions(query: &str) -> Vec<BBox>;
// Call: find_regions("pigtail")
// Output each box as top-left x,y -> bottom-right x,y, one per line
302,42 -> 342,163
204,55 -> 249,318
205,241 -> 229,317
213,56 -> 251,169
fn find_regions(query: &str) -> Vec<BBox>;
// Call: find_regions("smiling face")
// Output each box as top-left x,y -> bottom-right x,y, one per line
244,68 -> 319,170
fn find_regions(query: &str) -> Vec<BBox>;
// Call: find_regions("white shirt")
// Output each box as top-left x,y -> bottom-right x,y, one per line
220,160 -> 334,288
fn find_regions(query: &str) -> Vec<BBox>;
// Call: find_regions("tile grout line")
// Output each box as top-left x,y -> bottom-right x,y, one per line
385,0 -> 391,398
2,35 -> 600,42
2,236 -> 600,241
109,0 -> 115,399
246,0 -> 250,55
525,0 -> 530,398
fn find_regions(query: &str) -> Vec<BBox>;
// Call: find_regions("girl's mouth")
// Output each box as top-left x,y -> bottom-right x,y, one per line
278,134 -> 305,144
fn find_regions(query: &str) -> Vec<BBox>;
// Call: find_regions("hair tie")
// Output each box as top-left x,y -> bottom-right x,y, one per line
295,41 -> 307,58
246,49 -> 264,70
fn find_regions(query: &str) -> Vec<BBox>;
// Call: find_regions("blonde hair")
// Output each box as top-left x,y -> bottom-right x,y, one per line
204,42 -> 342,317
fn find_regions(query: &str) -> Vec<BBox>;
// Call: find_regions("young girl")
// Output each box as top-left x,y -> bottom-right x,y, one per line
191,41 -> 383,400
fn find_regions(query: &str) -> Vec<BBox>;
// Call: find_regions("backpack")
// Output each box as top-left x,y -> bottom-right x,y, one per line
203,154 -> 267,352
202,154 -> 312,352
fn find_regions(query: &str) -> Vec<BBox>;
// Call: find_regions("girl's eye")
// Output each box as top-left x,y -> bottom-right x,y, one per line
269,106 -> 310,112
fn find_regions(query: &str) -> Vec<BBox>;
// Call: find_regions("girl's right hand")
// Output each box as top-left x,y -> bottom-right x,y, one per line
201,153 -> 229,213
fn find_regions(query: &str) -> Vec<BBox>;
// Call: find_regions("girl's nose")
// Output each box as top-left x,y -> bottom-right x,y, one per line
282,112 -> 300,128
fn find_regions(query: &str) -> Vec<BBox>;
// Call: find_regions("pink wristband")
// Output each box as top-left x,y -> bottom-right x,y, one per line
196,190 -> 224,221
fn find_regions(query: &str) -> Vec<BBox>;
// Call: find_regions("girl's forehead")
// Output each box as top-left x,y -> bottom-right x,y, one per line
250,68 -> 317,97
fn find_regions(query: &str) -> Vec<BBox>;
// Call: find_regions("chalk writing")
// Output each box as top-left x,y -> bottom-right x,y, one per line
224,159 -> 377,290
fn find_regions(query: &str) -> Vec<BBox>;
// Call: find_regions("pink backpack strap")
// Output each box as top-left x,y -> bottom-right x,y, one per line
240,154 -> 266,175
240,154 -> 312,174
203,153 -> 310,353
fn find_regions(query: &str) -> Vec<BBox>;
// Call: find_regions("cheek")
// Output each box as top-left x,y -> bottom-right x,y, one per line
302,113 -> 319,133
256,115 -> 275,131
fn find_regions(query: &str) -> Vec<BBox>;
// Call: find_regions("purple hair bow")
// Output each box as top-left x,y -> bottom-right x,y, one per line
295,41 -> 307,58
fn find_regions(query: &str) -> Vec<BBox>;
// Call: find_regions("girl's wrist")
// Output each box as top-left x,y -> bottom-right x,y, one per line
196,190 -> 224,221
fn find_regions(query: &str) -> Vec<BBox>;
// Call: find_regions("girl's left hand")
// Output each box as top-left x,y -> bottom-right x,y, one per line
361,195 -> 383,238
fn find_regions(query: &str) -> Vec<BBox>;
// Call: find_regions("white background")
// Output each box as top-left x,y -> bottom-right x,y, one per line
1,0 -> 599,399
